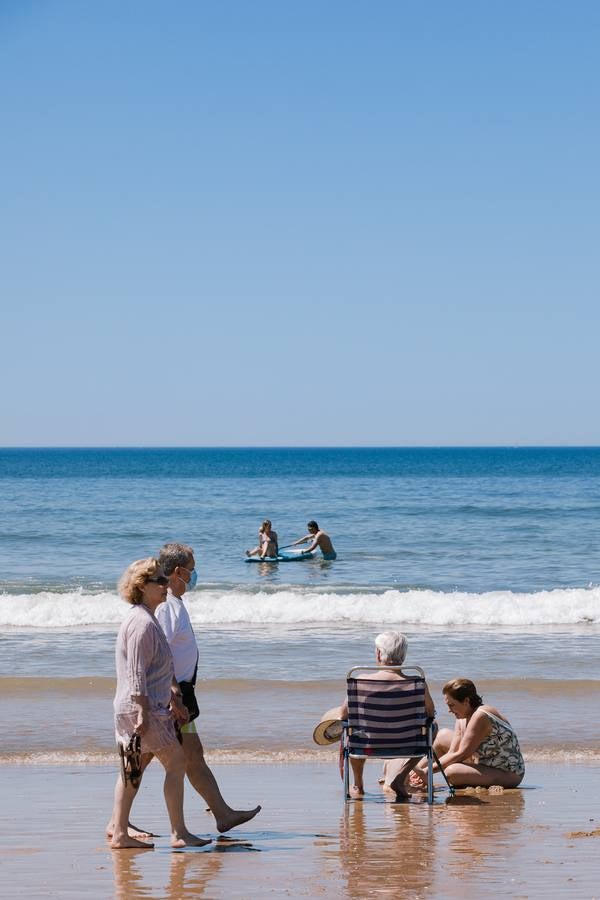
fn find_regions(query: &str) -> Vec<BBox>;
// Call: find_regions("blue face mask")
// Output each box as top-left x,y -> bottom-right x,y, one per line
187,568 -> 198,590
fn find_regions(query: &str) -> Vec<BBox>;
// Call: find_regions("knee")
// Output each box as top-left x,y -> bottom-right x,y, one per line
444,764 -> 463,786
170,757 -> 186,779
434,728 -> 453,754
162,743 -> 187,777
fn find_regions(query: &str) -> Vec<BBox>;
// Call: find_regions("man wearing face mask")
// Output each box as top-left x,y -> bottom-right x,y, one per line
156,542 -> 261,832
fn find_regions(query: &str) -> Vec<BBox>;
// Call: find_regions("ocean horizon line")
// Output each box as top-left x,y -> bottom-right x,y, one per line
2,444 -> 600,451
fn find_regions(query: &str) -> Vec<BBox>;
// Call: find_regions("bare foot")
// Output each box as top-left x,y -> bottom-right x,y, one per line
128,821 -> 155,838
106,821 -> 155,840
389,775 -> 411,802
171,831 -> 212,848
110,832 -> 154,850
216,805 -> 261,833
349,785 -> 364,799
407,779 -> 427,793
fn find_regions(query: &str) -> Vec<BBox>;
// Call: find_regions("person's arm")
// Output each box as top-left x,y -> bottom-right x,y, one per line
131,693 -> 150,734
424,683 -> 436,719
444,711 -> 491,763
304,535 -> 320,552
412,717 -> 467,782
126,623 -> 154,734
431,712 -> 491,774
155,599 -> 175,644
169,681 -> 189,724
291,534 -> 311,546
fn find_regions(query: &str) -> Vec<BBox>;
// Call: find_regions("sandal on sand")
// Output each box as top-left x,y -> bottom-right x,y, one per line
119,734 -> 142,789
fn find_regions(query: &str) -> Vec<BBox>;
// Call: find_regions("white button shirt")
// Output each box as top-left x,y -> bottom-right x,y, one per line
155,590 -> 198,683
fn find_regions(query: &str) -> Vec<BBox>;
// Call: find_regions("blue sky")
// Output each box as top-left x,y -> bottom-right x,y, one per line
1,1 -> 599,446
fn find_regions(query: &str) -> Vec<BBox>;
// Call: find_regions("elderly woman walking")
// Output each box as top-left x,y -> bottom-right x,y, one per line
108,557 -> 210,850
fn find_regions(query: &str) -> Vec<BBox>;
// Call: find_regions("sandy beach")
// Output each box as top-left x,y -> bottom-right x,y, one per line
1,760 -> 598,898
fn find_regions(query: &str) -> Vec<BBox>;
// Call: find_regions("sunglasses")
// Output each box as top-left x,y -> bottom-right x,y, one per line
146,575 -> 168,586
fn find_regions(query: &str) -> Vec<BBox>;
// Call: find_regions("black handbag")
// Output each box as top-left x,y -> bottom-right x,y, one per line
178,658 -> 199,721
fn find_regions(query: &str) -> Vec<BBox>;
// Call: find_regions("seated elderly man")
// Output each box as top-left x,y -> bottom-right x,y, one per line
339,631 -> 436,801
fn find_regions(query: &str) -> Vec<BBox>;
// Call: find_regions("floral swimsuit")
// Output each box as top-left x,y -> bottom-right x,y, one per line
474,711 -> 525,775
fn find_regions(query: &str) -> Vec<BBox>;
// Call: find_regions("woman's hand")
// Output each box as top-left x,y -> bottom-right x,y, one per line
135,708 -> 150,736
409,768 -> 427,788
170,694 -> 190,725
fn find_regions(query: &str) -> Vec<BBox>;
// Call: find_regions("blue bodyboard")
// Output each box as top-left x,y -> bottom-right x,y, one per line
245,550 -> 315,563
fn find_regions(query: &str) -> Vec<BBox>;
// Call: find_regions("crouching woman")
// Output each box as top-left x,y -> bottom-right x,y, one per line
412,678 -> 525,790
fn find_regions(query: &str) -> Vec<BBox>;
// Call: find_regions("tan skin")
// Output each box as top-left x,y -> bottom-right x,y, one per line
340,648 -> 436,801
411,692 -> 524,789
292,525 -> 335,556
246,523 -> 278,558
109,572 -> 210,850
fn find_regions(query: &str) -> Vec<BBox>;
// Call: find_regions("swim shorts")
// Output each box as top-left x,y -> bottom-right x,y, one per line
180,719 -> 197,735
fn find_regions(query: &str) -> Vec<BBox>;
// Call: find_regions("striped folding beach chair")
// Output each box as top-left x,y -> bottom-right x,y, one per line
342,666 -> 453,805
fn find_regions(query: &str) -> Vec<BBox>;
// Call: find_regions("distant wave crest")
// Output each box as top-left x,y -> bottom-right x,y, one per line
0,585 -> 599,628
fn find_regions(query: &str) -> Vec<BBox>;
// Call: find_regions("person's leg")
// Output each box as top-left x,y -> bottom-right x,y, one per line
384,756 -> 422,801
434,728 -> 453,756
109,764 -> 154,850
403,728 -> 455,793
154,741 -> 211,848
444,763 -> 523,788
106,753 -> 154,840
181,728 -> 261,832
349,757 -> 366,797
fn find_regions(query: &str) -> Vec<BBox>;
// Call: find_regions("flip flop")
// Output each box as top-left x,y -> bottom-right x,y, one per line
119,734 -> 142,788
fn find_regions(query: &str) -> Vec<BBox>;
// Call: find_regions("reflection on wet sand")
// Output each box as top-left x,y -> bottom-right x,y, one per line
441,789 -> 525,884
111,836 -> 258,899
322,789 -> 527,898
336,798 -> 440,897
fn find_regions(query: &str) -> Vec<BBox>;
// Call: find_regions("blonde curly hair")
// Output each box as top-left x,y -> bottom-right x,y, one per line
118,557 -> 163,605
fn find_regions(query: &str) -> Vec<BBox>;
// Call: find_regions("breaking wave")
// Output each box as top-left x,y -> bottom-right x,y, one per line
0,585 -> 599,629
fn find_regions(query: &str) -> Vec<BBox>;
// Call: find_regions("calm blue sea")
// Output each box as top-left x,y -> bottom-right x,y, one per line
1,446 -> 599,593
1,448 -> 600,763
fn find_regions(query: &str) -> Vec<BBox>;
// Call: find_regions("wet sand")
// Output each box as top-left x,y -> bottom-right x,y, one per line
0,761 -> 598,898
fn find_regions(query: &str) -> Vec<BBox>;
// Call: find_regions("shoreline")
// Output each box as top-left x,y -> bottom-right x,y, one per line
1,761 -> 598,898
2,747 -> 600,766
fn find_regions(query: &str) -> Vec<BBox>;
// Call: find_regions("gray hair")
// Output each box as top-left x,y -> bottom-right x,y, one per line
158,542 -> 194,576
375,631 -> 408,665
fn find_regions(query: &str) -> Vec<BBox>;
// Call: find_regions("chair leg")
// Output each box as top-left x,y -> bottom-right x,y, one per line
433,748 -> 455,796
343,747 -> 350,802
342,726 -> 350,801
427,748 -> 434,805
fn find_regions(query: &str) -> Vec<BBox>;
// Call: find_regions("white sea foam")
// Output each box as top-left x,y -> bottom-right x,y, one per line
0,747 -> 599,766
1,585 -> 599,628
